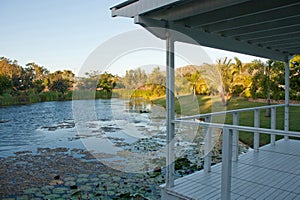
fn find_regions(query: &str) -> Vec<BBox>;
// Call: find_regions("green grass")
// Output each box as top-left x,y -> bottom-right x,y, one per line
153,95 -> 300,147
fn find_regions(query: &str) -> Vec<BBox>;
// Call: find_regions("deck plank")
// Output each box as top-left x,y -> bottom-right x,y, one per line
161,139 -> 300,199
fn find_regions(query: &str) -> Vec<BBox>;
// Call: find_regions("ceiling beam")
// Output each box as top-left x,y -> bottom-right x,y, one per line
219,15 -> 300,36
134,15 -> 167,40
177,0 -> 300,28
146,0 -> 246,21
278,46 -> 300,51
259,37 -> 300,46
236,26 -> 300,41
135,16 -> 288,61
268,41 -> 300,48
249,33 -> 300,44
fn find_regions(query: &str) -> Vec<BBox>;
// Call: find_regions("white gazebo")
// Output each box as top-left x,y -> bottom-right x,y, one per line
111,1 -> 300,199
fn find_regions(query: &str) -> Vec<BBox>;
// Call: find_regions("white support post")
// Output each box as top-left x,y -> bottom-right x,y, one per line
271,107 -> 276,145
166,33 -> 175,188
284,58 -> 290,140
232,112 -> 239,162
204,116 -> 212,173
221,128 -> 232,200
254,109 -> 260,152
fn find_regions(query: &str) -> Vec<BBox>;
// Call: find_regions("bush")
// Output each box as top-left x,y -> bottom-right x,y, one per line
0,93 -> 18,106
95,90 -> 112,99
29,93 -> 41,103
40,91 -> 59,101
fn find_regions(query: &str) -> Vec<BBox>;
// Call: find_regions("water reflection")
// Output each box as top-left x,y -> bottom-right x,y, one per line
125,97 -> 152,113
0,98 -> 210,173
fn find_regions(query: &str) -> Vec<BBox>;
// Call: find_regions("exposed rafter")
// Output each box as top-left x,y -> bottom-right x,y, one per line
111,0 -> 300,62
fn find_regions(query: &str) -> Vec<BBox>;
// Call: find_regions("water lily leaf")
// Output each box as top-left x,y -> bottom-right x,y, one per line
71,190 -> 81,197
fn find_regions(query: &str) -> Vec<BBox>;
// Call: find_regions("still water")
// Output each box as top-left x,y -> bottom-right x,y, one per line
0,98 -> 204,174
0,99 -> 158,158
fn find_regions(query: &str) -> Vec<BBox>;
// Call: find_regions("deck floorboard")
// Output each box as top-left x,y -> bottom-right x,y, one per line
161,139 -> 300,199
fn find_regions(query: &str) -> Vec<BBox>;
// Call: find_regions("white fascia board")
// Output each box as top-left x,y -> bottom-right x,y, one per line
111,0 -> 181,18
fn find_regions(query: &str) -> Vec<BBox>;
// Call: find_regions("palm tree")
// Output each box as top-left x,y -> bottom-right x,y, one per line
204,57 -> 235,106
184,70 -> 201,101
231,57 -> 252,97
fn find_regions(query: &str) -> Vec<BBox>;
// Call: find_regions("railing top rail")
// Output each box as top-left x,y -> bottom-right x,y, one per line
178,104 -> 286,120
173,119 -> 300,138
290,104 -> 300,107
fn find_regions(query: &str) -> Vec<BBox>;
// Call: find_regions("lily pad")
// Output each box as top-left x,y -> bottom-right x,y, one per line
64,177 -> 76,182
98,174 -> 110,179
64,181 -> 76,186
23,188 -> 39,194
44,194 -> 61,199
41,185 -> 54,191
112,176 -> 121,182
77,178 -> 88,183
52,187 -> 67,194
78,174 -> 89,178
79,185 -> 93,192
71,190 -> 81,197
16,195 -> 30,200
90,177 -> 99,182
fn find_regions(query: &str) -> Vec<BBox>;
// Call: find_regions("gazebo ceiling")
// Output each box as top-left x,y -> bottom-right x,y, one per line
111,0 -> 300,62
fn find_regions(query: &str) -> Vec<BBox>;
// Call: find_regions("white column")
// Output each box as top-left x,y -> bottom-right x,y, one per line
221,128 -> 232,200
166,32 -> 175,188
271,107 -> 276,145
284,57 -> 290,140
232,112 -> 239,161
204,116 -> 212,173
254,109 -> 260,152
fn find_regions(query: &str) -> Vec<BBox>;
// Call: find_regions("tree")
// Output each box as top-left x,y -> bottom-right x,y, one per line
0,57 -> 22,79
147,67 -> 165,85
195,75 -> 209,96
204,58 -> 235,106
97,72 -> 119,92
290,55 -> 300,100
26,62 -> 49,80
146,67 -> 166,97
49,79 -> 70,94
231,57 -> 252,97
18,67 -> 35,91
249,60 -> 285,100
0,57 -> 23,94
62,70 -> 75,83
184,70 -> 201,101
48,70 -> 74,93
76,71 -> 100,90
123,68 -> 147,89
0,75 -> 12,95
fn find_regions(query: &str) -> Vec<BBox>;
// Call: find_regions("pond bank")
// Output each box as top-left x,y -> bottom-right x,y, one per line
0,147 -> 164,199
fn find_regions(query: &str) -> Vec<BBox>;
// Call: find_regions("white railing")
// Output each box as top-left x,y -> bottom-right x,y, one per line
173,104 -> 300,200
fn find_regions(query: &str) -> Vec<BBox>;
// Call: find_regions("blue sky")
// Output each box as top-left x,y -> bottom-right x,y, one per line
0,0 -> 264,75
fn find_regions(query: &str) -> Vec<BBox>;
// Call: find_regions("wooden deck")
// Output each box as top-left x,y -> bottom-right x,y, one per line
161,139 -> 300,200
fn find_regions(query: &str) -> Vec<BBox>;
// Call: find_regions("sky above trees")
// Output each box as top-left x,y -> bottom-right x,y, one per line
1,0 -> 265,76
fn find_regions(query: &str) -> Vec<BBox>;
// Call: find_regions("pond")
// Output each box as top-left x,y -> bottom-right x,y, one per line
0,98 -> 224,199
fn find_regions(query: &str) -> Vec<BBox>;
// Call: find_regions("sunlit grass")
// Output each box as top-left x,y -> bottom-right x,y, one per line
153,95 -> 300,147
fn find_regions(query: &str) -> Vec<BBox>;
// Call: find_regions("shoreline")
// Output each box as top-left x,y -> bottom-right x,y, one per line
0,141 -> 250,199
0,147 -> 164,199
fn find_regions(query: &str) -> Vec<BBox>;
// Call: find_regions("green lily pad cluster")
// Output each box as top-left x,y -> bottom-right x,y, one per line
0,148 -> 166,199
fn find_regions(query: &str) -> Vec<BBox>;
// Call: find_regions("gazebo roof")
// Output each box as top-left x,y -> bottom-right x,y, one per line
111,0 -> 300,61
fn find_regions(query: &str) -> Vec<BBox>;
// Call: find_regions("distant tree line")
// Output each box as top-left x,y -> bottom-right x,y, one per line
115,55 -> 300,105
172,56 -> 300,105
0,57 -> 75,102
1,55 -> 299,105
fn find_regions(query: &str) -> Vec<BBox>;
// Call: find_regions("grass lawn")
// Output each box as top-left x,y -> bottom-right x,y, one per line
153,95 -> 300,147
